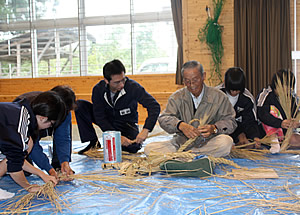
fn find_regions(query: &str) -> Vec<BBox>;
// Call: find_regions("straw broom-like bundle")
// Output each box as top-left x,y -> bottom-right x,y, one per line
276,73 -> 293,118
4,181 -> 69,214
274,72 -> 300,151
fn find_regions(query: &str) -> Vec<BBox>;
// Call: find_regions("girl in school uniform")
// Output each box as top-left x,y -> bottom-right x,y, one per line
257,69 -> 300,153
218,67 -> 262,148
0,91 -> 66,193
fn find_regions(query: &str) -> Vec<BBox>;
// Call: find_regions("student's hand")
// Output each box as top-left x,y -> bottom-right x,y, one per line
40,173 -> 58,186
121,136 -> 134,147
26,184 -> 41,193
238,133 -> 249,145
135,128 -> 149,144
48,168 -> 58,179
254,137 -> 261,149
60,161 -> 74,181
281,119 -> 292,129
291,119 -> 300,128
198,124 -> 215,138
179,122 -> 201,139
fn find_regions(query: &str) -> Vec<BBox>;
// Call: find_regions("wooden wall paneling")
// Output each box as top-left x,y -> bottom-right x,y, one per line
0,74 -> 183,124
182,0 -> 234,86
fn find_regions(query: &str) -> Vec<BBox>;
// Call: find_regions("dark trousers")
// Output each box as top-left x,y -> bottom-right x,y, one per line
39,123 -> 72,169
75,99 -> 141,153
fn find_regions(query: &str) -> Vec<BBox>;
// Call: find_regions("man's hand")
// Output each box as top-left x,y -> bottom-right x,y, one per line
121,136 -> 134,146
198,124 -> 215,138
135,128 -> 149,144
179,122 -> 201,139
60,161 -> 74,181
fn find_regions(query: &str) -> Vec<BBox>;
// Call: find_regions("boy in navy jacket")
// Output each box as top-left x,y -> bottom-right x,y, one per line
75,59 -> 160,154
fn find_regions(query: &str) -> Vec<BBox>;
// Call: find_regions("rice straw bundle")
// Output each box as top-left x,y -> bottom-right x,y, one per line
229,134 -> 292,160
280,126 -> 293,151
208,156 -> 241,169
102,152 -> 243,178
274,72 -> 300,151
80,148 -> 143,162
234,141 -> 256,149
178,114 -> 209,152
82,148 -> 104,158
101,150 -> 197,176
230,147 -> 268,160
65,170 -> 174,191
4,181 -> 69,214
276,73 -> 293,118
258,134 -> 280,146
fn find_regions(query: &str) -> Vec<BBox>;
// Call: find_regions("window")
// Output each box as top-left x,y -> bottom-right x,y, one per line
0,0 -> 177,78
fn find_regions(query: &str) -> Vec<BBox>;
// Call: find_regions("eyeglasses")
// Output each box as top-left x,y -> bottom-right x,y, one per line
183,77 -> 201,85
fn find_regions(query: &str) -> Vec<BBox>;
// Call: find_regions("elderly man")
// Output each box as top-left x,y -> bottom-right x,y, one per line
145,60 -> 237,157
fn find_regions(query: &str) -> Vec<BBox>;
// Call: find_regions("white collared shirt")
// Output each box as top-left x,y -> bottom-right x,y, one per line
190,89 -> 204,109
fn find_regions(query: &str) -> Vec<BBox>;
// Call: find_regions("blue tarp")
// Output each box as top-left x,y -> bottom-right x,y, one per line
1,136 -> 300,215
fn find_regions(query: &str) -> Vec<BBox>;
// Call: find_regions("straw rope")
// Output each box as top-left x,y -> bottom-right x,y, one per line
178,115 -> 209,152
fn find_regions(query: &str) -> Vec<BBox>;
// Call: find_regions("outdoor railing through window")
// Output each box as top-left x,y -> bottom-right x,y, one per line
0,0 -> 177,78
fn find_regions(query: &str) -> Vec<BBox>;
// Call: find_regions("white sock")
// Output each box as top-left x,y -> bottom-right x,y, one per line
0,188 -> 14,200
270,138 -> 280,154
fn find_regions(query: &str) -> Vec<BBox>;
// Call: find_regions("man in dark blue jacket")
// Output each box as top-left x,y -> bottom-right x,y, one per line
75,59 -> 161,154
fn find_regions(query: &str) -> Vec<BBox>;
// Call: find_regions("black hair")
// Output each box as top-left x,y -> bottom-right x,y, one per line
51,85 -> 76,112
181,60 -> 204,77
31,91 -> 66,128
224,67 -> 245,93
103,59 -> 126,82
270,69 -> 295,90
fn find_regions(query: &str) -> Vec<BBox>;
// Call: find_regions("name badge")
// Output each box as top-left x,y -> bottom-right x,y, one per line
120,108 -> 131,116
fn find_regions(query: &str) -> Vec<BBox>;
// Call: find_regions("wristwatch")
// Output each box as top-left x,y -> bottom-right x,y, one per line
213,125 -> 218,134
